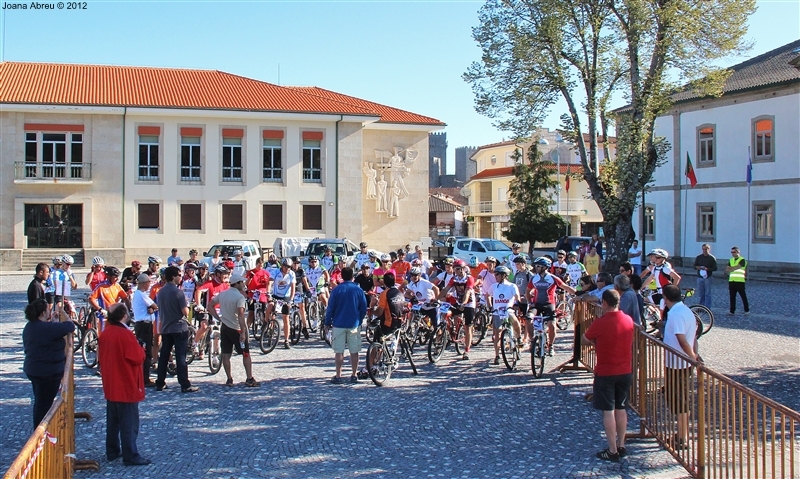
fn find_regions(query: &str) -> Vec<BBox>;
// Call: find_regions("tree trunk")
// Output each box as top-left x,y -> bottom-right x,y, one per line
602,216 -> 636,274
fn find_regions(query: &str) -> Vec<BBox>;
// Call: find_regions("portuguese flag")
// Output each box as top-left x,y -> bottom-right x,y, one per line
685,152 -> 698,187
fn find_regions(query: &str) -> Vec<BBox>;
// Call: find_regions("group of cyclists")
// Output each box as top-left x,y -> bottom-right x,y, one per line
43,239 -> 679,380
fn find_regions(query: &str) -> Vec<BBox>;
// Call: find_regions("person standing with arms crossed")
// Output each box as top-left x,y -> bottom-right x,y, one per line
155,266 -> 199,393
726,246 -> 749,315
208,274 -> 259,388
325,267 -> 367,383
693,244 -> 717,309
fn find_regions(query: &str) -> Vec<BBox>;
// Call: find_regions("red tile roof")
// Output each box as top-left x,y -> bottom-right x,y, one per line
0,62 -> 444,125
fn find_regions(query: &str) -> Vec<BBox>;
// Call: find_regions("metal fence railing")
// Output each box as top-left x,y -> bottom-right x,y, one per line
563,302 -> 800,479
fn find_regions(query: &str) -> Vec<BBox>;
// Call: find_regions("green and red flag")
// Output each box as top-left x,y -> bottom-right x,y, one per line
685,152 -> 698,187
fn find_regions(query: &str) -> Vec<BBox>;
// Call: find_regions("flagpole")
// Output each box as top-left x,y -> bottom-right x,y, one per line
747,146 -> 751,262
682,154 -> 688,268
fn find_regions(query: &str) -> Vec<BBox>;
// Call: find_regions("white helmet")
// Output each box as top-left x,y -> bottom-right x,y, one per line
379,253 -> 391,262
91,256 -> 105,266
61,255 -> 74,265
648,248 -> 669,259
410,267 -> 422,276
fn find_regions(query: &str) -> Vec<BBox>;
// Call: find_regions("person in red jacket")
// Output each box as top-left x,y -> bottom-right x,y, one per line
98,303 -> 151,466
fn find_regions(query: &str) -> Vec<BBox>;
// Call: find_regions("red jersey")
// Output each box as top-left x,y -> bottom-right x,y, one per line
329,268 -> 343,288
527,273 -> 567,305
246,269 -> 270,302
196,279 -> 229,307
89,271 -> 107,292
391,260 -> 411,279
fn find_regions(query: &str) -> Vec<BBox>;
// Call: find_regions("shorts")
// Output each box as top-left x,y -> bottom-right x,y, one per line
220,323 -> 248,355
332,327 -> 361,354
373,324 -> 398,343
492,311 -> 516,330
531,303 -> 556,322
665,367 -> 691,414
419,307 -> 438,327
45,292 -> 54,305
53,295 -> 67,304
451,306 -> 475,326
592,374 -> 632,410
271,295 -> 291,314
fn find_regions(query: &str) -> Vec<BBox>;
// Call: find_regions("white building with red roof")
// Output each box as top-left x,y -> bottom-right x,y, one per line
0,62 -> 444,269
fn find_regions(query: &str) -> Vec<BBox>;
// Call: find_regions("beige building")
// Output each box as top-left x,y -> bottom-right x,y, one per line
464,129 -> 610,241
0,62 -> 444,270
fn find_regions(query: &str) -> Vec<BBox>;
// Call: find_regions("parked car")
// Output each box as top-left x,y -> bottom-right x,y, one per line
452,238 -> 512,263
554,236 -> 593,253
298,238 -> 360,268
204,240 -> 264,270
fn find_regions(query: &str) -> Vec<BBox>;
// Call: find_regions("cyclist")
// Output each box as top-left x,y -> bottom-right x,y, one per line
527,257 -> 576,356
328,257 -> 347,290
85,256 -> 107,290
246,257 -> 270,330
187,249 -> 200,265
204,248 -> 223,270
565,251 -> 587,289
193,265 -> 231,357
88,266 -> 131,333
366,250 -> 380,270
504,243 -> 526,265
432,256 -> 456,290
551,250 -> 569,281
371,271 -> 404,346
468,256 -> 486,280
181,262 -> 199,305
392,249 -> 412,284
407,259 -> 429,281
231,250 -> 249,277
121,260 -> 143,290
353,242 -> 372,269
290,257 -> 311,339
265,258 -> 296,349
354,263 -> 374,302
478,256 -> 499,304
439,259 -> 476,360
265,253 -> 281,280
320,246 -> 338,272
144,256 -> 162,291
406,266 -> 440,329
640,248 -> 681,313
488,265 -> 522,365
195,262 -> 210,285
511,256 -> 533,318
304,255 -> 330,308
52,255 -> 78,321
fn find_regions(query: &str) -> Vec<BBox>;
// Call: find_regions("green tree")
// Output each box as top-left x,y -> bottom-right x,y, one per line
505,145 -> 569,253
464,0 -> 754,271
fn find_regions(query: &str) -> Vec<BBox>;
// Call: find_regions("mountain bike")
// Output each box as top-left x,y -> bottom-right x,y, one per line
249,290 -> 267,341
366,325 -> 418,386
496,307 -> 521,371
304,287 -> 326,340
81,310 -> 102,368
259,298 -> 281,354
528,314 -> 547,378
554,293 -> 574,331
427,302 -> 467,363
473,301 -> 492,345
191,309 -> 222,374
644,288 -> 714,338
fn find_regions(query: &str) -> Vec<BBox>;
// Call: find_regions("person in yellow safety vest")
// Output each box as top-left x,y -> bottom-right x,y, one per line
725,246 -> 749,316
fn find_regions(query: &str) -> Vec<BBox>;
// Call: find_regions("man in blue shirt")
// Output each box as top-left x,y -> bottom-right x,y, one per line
324,267 -> 367,384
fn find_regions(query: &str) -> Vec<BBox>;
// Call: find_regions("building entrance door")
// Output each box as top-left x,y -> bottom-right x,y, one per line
24,204 -> 83,248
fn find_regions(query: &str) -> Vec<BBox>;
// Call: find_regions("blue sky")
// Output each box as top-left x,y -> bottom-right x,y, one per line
1,0 -> 798,173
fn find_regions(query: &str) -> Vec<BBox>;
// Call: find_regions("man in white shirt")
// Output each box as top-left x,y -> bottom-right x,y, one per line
662,284 -> 701,450
628,240 -> 643,275
131,273 -> 157,387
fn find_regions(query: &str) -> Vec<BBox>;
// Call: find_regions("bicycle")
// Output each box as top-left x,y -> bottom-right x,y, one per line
644,288 -> 714,338
527,314 -> 547,378
427,302 -> 468,363
81,309 -> 102,368
495,307 -> 521,371
249,291 -> 267,342
554,293 -> 574,331
259,298 -> 283,354
473,301 -> 492,345
192,308 -> 222,375
304,287 -> 326,340
366,324 -> 418,386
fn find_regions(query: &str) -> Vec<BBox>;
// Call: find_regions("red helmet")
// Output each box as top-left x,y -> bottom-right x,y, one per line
223,258 -> 235,269
453,259 -> 466,268
131,260 -> 142,268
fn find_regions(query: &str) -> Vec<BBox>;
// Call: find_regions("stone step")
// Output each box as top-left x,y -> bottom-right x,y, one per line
760,276 -> 800,285
21,250 -> 85,269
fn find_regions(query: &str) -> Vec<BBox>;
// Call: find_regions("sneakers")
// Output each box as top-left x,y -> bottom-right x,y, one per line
123,456 -> 151,466
617,446 -> 627,458
303,327 -> 310,340
547,347 -> 553,357
245,377 -> 260,388
493,356 -> 500,365
743,311 -> 750,315
181,386 -> 200,393
155,384 -> 168,391
225,378 -> 234,387
596,448 -> 620,462
349,375 -> 358,383
283,341 -> 291,349
331,376 -> 343,384
462,352 -> 470,360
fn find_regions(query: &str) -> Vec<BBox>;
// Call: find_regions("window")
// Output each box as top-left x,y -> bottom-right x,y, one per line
180,204 -> 202,230
752,117 -> 774,162
70,134 -> 83,178
181,136 -> 201,181
697,125 -> 715,166
138,203 -> 160,230
302,140 -> 322,183
222,138 -> 242,182
262,139 -> 282,182
697,203 -> 716,242
138,135 -> 159,180
25,133 -> 37,177
456,240 -> 471,251
470,241 -> 486,252
753,201 -> 775,243
221,204 -> 243,230
262,204 -> 283,230
302,204 -> 322,230
643,204 -> 655,240
22,126 -> 86,180
42,133 -> 66,178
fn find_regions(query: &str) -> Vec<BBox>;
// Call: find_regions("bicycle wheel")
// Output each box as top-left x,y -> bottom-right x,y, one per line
471,314 -> 485,346
260,319 -> 280,354
81,328 -> 98,368
427,323 -> 448,363
643,305 -> 661,334
252,309 -> 264,341
208,330 -> 222,375
401,338 -> 418,375
289,312 -> 302,345
322,326 -> 333,346
689,304 -> 714,337
307,302 -> 319,332
367,342 -> 392,386
555,302 -> 571,331
454,320 -> 466,355
530,335 -> 545,378
185,325 -> 196,365
500,328 -> 517,371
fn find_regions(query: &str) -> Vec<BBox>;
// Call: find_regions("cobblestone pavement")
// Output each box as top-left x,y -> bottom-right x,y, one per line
1,273 -> 797,478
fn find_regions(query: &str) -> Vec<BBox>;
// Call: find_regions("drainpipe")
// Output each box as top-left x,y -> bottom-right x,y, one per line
121,107 -> 126,249
334,115 -> 343,238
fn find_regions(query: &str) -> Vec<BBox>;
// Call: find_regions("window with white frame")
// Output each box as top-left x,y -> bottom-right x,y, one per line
697,125 -> 715,166
644,204 -> 655,240
138,135 -> 159,180
752,117 -> 774,162
23,131 -> 84,179
752,201 -> 775,243
222,137 -> 243,182
697,203 -> 716,242
181,136 -> 201,181
302,140 -> 322,183
262,139 -> 282,182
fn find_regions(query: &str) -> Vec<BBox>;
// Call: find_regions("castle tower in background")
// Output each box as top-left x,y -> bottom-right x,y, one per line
428,132 -> 448,188
455,146 -> 477,185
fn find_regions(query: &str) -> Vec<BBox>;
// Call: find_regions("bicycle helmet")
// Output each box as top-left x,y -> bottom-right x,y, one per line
648,248 -> 668,259
566,251 -> 578,258
308,255 -> 319,262
379,253 -> 391,262
214,265 -> 230,275
396,249 -> 406,256
61,255 -> 74,265
442,256 -> 455,266
91,256 -> 105,266
197,262 -> 209,270
223,258 -> 235,269
103,266 -> 121,277
556,249 -> 566,256
291,256 -> 301,263
512,256 -> 527,264
158,267 -> 167,276
494,265 -> 511,275
511,243 -> 521,248
148,255 -> 162,264
453,259 -> 466,268
484,256 -> 497,263
368,251 -> 377,258
52,256 -> 62,265
189,249 -> 198,255
131,260 -> 142,268
324,246 -> 332,252
184,262 -> 198,270
411,259 -> 422,266
409,267 -> 422,276
532,256 -> 552,268
359,242 -> 368,248
281,257 -> 293,267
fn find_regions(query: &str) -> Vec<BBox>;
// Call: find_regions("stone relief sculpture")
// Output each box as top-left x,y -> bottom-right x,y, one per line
365,147 -> 418,219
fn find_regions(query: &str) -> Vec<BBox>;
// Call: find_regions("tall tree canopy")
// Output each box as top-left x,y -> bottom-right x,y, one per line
464,0 -> 755,270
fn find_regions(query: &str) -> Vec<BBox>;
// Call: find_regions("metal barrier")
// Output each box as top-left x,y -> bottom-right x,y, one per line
4,335 -> 99,479
563,302 -> 800,479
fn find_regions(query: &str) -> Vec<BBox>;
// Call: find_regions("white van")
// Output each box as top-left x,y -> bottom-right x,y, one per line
452,238 -> 512,263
